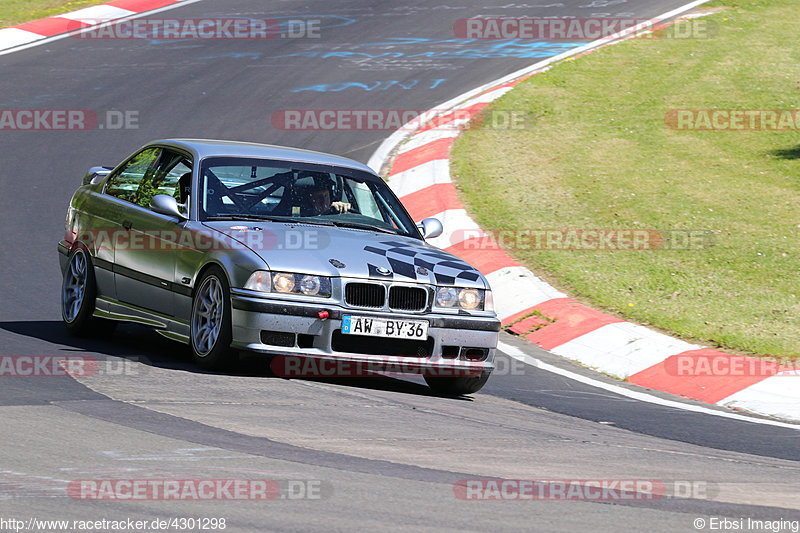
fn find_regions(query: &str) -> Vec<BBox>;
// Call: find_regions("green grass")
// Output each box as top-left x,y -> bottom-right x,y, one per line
0,0 -> 110,28
451,0 -> 800,358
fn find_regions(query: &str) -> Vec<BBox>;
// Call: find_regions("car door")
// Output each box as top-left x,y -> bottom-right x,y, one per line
111,149 -> 193,317
90,147 -> 163,302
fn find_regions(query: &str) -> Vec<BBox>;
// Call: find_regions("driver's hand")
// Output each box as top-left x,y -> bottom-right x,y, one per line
330,201 -> 351,213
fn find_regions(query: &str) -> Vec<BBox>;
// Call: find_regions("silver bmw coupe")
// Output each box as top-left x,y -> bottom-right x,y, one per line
59,139 -> 499,394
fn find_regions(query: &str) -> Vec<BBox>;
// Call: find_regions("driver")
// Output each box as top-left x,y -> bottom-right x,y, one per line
308,178 -> 351,215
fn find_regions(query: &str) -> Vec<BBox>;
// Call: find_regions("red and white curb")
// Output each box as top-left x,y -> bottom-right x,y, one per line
0,0 -> 199,54
368,2 -> 800,423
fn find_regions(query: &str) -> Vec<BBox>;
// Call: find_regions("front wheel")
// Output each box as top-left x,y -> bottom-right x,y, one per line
424,371 -> 491,396
190,267 -> 235,370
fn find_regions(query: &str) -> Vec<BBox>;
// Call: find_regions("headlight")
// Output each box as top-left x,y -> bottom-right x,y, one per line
299,275 -> 322,296
434,287 -> 486,311
244,271 -> 331,298
458,288 -> 481,310
273,273 -> 296,293
435,287 -> 458,308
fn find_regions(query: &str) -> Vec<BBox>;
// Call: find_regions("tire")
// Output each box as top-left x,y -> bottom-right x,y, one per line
424,371 -> 491,396
61,248 -> 116,337
190,266 -> 235,370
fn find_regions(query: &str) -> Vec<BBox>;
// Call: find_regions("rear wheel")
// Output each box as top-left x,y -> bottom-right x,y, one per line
61,248 -> 116,337
424,371 -> 491,396
190,267 -> 235,370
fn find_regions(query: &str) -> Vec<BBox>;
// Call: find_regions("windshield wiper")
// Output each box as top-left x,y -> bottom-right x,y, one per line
288,218 -> 336,227
205,214 -> 296,223
329,221 -> 399,235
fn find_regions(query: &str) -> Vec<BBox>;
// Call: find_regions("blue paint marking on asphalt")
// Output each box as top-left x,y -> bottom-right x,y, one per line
275,39 -> 583,59
291,79 -> 448,93
198,38 -> 584,61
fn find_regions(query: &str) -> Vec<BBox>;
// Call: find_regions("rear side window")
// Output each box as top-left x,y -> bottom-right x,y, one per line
104,148 -> 162,203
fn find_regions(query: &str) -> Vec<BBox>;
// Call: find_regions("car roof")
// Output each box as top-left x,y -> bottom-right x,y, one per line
150,139 -> 378,176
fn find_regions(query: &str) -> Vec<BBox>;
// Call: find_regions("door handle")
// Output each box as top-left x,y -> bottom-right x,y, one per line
122,220 -> 132,230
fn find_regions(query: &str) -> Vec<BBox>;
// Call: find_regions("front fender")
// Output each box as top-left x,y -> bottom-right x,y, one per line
175,223 -> 269,293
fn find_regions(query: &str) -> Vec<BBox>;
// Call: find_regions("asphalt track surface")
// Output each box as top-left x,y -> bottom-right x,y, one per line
0,1 -> 798,531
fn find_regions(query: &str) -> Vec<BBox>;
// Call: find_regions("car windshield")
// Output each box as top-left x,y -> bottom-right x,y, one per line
198,157 -> 420,238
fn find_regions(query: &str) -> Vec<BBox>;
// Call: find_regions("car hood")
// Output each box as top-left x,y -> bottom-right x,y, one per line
202,221 -> 486,288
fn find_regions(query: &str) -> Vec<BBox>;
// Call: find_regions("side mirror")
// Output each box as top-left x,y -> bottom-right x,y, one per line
82,166 -> 113,186
417,217 -> 443,239
150,194 -> 186,219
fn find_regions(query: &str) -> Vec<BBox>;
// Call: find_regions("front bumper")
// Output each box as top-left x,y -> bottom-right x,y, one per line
230,292 -> 500,374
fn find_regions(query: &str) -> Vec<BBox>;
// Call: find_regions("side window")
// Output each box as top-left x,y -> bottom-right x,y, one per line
134,151 -> 193,209
105,148 -> 162,203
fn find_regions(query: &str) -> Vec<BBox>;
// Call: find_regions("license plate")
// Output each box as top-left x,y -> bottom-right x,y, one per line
341,315 -> 428,339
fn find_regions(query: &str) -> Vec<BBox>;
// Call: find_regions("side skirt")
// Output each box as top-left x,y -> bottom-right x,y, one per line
95,297 -> 190,344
